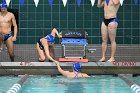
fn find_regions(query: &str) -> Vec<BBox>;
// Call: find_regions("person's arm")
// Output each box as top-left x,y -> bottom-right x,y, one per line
97,0 -> 104,8
54,61 -> 69,77
11,13 -> 17,41
42,38 -> 57,62
51,28 -> 62,38
83,73 -> 90,77
112,0 -> 120,5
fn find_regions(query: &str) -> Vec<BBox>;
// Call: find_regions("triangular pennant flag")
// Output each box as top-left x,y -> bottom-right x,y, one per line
119,0 -> 124,6
76,0 -> 81,7
5,0 -> 11,7
90,0 -> 95,6
62,0 -> 67,7
20,0 -> 24,6
34,0 -> 39,7
134,0 -> 138,5
48,0 -> 53,7
106,0 -> 109,6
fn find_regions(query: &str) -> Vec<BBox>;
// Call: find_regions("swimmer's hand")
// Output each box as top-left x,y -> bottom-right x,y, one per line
58,32 -> 62,38
12,36 -> 17,41
58,34 -> 62,38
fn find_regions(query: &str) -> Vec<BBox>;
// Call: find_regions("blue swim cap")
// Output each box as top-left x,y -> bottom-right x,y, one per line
73,63 -> 81,72
46,34 -> 55,43
0,1 -> 7,8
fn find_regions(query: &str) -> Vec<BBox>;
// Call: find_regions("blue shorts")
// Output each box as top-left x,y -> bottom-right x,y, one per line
4,34 -> 12,41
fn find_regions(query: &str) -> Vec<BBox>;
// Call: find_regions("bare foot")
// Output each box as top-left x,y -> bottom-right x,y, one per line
99,57 -> 106,62
107,58 -> 115,62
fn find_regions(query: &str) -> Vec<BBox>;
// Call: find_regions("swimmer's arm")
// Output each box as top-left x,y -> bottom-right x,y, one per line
42,39 -> 57,62
83,74 -> 90,77
51,28 -> 62,38
112,0 -> 120,5
11,13 -> 17,41
97,0 -> 104,8
54,61 -> 69,77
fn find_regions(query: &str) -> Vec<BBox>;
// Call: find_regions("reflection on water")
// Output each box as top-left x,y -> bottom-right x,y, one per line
59,81 -> 85,93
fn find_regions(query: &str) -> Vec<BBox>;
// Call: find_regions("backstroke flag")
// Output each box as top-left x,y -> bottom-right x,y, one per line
48,0 -> 53,7
34,0 -> 39,7
5,0 -> 11,7
90,0 -> 95,6
62,0 -> 67,7
134,0 -> 138,5
106,0 -> 109,6
20,0 -> 24,6
119,0 -> 124,6
76,0 -> 81,7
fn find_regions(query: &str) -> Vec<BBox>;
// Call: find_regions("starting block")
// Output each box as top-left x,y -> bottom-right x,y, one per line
59,31 -> 89,62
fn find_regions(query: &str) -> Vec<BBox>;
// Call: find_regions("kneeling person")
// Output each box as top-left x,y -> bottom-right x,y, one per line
36,28 -> 61,62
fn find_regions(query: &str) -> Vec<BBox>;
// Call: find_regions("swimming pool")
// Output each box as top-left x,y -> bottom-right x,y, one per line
1,75 -> 140,93
0,76 -> 20,92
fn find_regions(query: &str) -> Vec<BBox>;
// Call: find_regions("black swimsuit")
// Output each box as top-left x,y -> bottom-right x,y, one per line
103,18 -> 118,26
37,38 -> 44,50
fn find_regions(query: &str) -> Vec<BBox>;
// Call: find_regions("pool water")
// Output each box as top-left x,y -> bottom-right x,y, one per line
0,75 -> 140,93
0,76 -> 20,93
19,75 -> 137,93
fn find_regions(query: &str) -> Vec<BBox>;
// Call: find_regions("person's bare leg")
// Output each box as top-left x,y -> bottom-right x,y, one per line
99,22 -> 108,62
36,43 -> 46,62
6,37 -> 15,62
108,22 -> 118,62
0,33 -> 4,51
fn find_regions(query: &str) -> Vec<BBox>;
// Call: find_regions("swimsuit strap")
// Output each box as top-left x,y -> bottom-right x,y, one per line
74,72 -> 79,78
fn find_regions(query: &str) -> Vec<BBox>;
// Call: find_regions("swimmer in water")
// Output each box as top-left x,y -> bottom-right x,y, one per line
54,61 -> 90,79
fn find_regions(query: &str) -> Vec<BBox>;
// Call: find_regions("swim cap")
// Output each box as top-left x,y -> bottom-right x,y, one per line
73,63 -> 81,72
46,34 -> 55,43
0,1 -> 7,8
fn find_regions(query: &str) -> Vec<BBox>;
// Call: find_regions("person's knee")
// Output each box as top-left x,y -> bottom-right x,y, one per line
38,57 -> 45,62
102,39 -> 107,43
110,40 -> 116,44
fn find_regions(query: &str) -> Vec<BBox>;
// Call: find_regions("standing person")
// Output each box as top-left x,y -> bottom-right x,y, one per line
36,28 -> 62,62
0,1 -> 18,61
97,0 -> 120,62
54,61 -> 90,79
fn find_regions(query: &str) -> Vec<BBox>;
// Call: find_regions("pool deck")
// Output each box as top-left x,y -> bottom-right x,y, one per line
0,44 -> 140,62
0,44 -> 140,75
0,62 -> 140,75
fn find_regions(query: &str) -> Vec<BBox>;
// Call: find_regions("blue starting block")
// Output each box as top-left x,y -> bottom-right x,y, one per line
61,38 -> 88,45
59,31 -> 89,62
